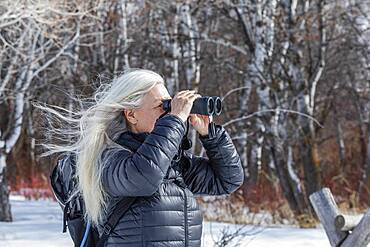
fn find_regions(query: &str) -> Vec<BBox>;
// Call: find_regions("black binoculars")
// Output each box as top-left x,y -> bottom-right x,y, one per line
161,96 -> 222,116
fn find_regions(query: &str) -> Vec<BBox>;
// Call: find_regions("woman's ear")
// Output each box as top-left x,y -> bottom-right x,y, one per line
123,109 -> 138,125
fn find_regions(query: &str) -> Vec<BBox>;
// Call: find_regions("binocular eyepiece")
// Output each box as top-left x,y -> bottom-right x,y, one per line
162,96 -> 222,116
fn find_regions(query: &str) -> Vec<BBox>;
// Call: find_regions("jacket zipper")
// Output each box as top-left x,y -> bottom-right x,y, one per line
173,170 -> 189,246
181,186 -> 188,247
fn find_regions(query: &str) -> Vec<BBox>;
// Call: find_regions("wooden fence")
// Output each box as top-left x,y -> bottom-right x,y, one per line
309,188 -> 370,247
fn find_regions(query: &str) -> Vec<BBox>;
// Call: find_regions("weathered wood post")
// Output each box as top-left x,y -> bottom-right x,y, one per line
309,188 -> 347,246
335,214 -> 363,231
310,187 -> 370,247
340,209 -> 370,247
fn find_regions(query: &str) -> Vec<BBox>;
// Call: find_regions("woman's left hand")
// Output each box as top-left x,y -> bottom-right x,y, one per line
189,114 -> 209,136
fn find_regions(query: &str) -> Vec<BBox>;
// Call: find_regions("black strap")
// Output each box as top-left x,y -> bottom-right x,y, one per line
62,202 -> 69,233
208,121 -> 216,138
96,197 -> 136,247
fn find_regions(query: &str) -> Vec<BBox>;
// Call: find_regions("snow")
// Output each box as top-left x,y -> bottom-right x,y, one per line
202,222 -> 330,247
0,195 -> 330,246
0,195 -> 72,247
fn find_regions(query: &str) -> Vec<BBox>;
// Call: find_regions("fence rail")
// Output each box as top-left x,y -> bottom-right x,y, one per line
309,188 -> 370,247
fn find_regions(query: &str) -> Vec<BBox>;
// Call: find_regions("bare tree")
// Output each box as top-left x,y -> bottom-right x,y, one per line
1,0 -> 369,225
0,1 -> 86,221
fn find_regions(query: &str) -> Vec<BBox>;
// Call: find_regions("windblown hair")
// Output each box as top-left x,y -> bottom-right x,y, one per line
35,69 -> 164,226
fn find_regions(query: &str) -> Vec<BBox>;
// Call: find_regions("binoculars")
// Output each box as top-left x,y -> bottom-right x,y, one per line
161,96 -> 222,116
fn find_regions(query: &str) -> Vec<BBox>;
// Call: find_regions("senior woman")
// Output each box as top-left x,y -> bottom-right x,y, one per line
51,69 -> 244,247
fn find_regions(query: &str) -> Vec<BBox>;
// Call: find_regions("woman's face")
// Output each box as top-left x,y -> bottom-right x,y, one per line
124,83 -> 172,133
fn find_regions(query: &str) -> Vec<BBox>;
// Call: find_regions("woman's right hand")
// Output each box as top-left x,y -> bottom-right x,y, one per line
170,90 -> 201,123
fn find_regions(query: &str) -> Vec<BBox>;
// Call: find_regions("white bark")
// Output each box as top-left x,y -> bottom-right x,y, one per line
200,33 -> 247,55
335,115 -> 346,163
290,0 -> 298,21
0,9 -> 80,175
256,124 -> 264,172
171,4 -> 180,94
26,101 -> 36,167
97,2 -> 108,66
265,0 -> 278,58
306,0 -> 327,153
249,143 -> 258,178
0,128 -> 6,179
4,70 -> 27,154
0,155 -> 6,185
0,55 -> 19,97
287,145 -> 302,194
180,2 -> 200,89
234,0 -> 277,179
72,18 -> 81,74
121,0 -> 130,69
178,2 -> 202,154
114,0 -> 130,75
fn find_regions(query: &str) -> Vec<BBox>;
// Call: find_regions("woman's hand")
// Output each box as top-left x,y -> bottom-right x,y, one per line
189,114 -> 209,136
170,90 -> 201,122
170,90 -> 210,136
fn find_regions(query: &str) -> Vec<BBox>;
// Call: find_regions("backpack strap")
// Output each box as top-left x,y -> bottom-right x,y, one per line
96,197 -> 136,247
62,202 -> 69,233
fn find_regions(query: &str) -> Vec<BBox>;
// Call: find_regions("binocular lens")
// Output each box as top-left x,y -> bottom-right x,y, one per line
213,97 -> 222,115
207,97 -> 214,115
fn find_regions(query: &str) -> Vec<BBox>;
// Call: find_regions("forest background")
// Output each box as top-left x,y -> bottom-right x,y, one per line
0,0 -> 369,228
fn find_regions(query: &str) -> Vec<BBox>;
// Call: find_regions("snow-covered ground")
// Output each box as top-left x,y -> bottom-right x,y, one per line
0,195 -> 330,247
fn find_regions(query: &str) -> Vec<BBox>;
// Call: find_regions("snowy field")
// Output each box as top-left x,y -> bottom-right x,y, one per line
0,195 -> 331,247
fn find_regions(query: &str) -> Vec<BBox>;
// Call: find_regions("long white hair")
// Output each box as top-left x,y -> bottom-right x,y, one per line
35,69 -> 165,226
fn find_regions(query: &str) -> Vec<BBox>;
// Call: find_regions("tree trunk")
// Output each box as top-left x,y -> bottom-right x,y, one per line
270,146 -> 300,214
334,107 -> 346,170
366,120 -> 370,189
247,143 -> 259,186
300,132 -> 320,202
0,158 -> 12,222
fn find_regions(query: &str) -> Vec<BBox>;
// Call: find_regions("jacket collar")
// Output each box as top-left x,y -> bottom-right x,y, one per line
115,130 -> 192,178
115,131 -> 150,152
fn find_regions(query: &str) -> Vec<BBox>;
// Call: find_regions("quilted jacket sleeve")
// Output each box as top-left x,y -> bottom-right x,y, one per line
101,114 -> 186,197
182,124 -> 244,196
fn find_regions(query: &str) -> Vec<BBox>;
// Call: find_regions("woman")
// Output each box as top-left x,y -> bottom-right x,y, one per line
43,69 -> 244,246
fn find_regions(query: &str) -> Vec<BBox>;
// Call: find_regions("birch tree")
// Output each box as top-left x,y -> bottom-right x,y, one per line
1,0 -> 369,224
0,1 -> 85,222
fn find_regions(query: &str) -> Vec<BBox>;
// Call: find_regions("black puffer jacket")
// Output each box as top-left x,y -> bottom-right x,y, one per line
98,113 -> 244,246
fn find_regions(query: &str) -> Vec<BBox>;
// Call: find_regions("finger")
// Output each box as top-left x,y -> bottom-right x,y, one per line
189,114 -> 198,121
196,114 -> 206,121
186,92 -> 200,98
189,93 -> 201,101
175,90 -> 190,97
199,114 -> 207,120
178,92 -> 196,102
182,90 -> 197,97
